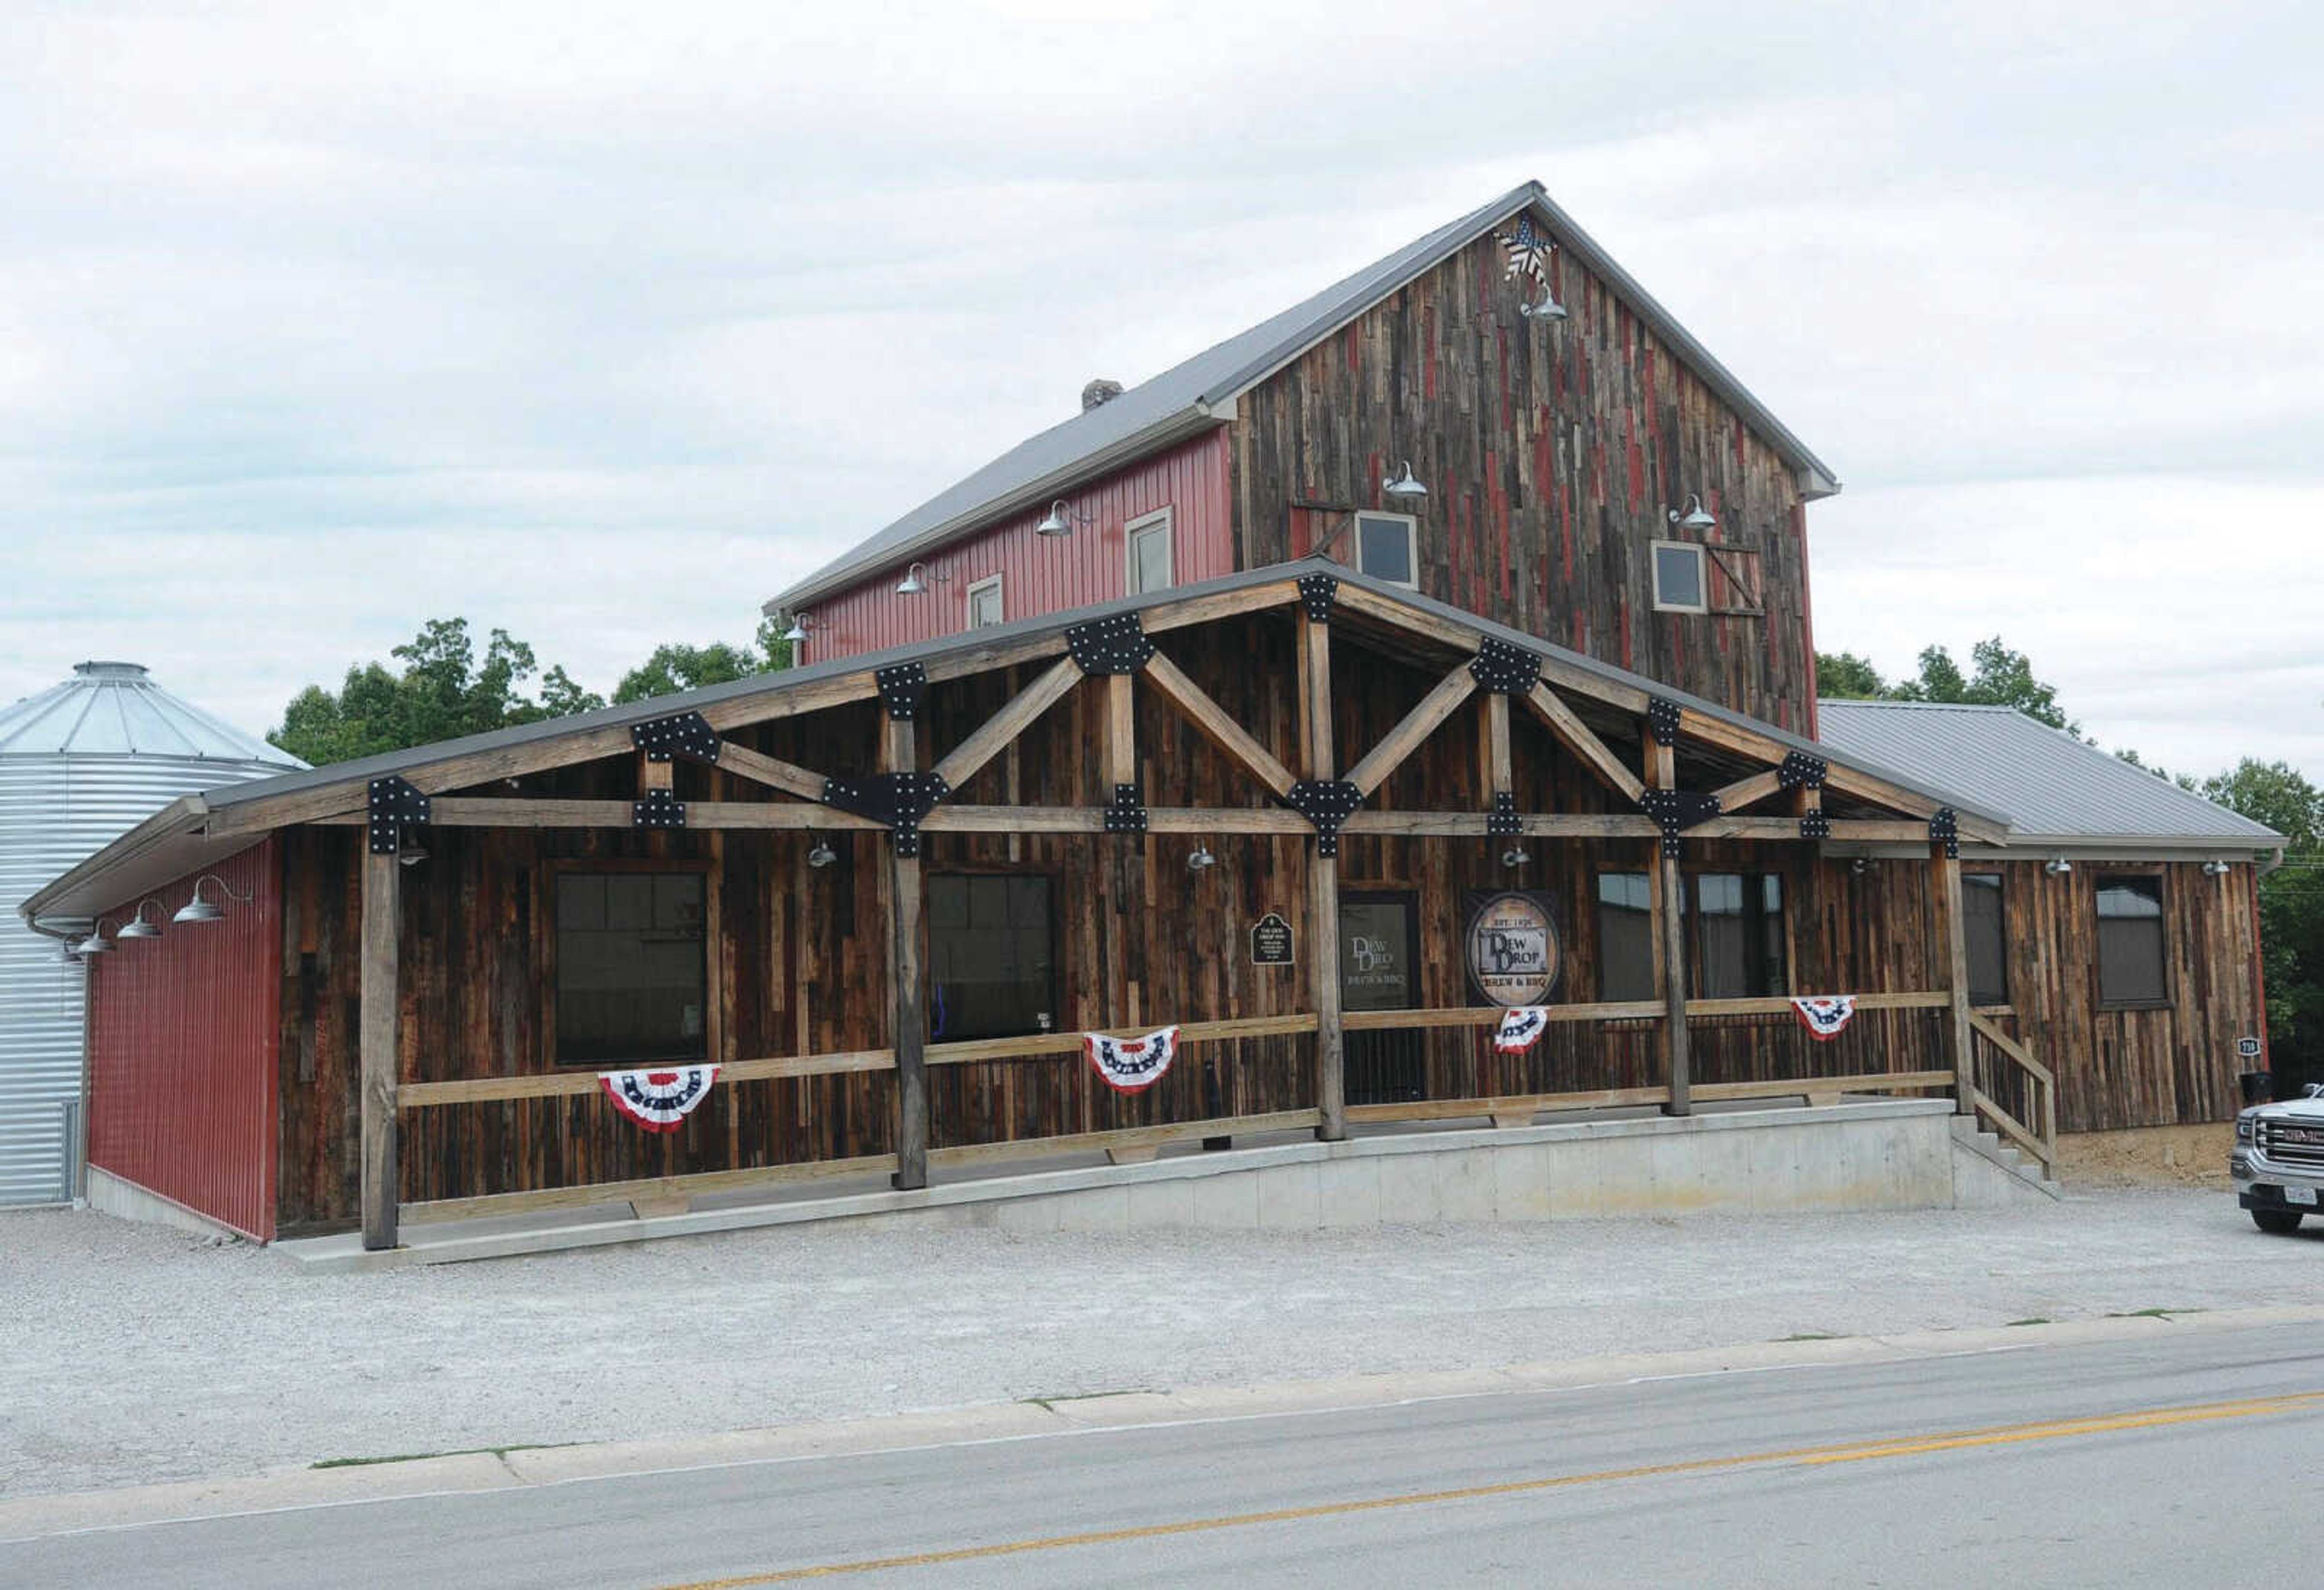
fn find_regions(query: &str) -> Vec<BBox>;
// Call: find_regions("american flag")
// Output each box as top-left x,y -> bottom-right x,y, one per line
1498,215 -> 1551,281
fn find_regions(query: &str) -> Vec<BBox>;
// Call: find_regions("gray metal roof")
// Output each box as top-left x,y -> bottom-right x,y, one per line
0,662 -> 304,767
24,560 -> 2000,926
1816,701 -> 2280,849
766,180 -> 1842,613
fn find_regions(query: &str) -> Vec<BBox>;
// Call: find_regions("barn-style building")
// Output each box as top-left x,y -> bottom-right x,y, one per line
23,183 -> 2279,1255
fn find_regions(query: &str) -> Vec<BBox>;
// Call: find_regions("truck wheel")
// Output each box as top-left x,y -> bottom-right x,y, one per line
2253,1208 -> 2305,1234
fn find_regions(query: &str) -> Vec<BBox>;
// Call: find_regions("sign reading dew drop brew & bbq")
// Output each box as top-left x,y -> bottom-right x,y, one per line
1464,891 -> 1561,1007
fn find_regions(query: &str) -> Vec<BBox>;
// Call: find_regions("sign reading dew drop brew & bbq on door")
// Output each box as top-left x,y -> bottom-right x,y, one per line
1464,891 -> 1562,1007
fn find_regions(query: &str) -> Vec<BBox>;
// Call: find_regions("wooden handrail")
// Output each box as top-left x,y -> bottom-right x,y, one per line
1970,1084 -> 2056,1174
926,1110 -> 1321,1171
397,1016 -> 1321,1108
1684,991 -> 1949,1018
1968,1012 -> 2055,1089
1344,1001 -> 1664,1032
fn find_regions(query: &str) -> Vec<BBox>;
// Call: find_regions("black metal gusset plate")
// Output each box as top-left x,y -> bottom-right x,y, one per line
875,662 -> 928,721
633,788 -> 686,829
1487,790 -> 1523,838
821,771 -> 952,857
1931,806 -> 1959,859
1285,779 -> 1365,857
1468,636 -> 1543,696
1776,750 -> 1828,791
1638,787 -> 1722,859
1065,613 -> 1154,675
1646,696 -> 1684,747
1799,810 -> 1833,841
1103,782 -> 1148,835
1296,571 -> 1339,624
632,710 -> 721,764
367,775 -> 431,855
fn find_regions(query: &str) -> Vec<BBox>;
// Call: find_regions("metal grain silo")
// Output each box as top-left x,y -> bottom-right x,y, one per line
0,662 -> 303,1206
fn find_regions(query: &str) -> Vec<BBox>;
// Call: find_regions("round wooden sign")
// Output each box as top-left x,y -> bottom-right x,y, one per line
1465,891 -> 1561,1007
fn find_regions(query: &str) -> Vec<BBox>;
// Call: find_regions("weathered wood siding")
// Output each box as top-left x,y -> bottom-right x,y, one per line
1232,228 -> 1818,730
268,615 -> 2256,1231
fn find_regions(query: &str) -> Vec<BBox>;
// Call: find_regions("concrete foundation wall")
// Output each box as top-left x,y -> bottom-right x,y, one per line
85,1166 -> 250,1243
276,1100 -> 2056,1271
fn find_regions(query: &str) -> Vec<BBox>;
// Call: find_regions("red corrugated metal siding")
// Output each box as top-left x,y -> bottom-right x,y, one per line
807,428 -> 1234,661
86,840 -> 280,1240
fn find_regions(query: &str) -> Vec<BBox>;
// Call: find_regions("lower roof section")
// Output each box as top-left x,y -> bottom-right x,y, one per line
1817,700 -> 2281,854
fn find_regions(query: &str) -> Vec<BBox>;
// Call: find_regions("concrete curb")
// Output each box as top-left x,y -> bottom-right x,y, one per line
8,1302 -> 2323,1542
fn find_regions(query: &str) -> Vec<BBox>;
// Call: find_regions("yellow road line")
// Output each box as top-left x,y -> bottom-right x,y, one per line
659,1390 -> 2324,1588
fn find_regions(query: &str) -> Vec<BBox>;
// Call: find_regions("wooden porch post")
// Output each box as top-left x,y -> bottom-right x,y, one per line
1933,843 -> 1975,1114
1646,725 -> 1691,1117
1304,609 -> 1346,1142
886,714 -> 931,1189
359,846 -> 401,1250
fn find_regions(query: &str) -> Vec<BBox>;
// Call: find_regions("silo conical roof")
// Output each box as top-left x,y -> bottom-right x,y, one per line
0,662 -> 306,767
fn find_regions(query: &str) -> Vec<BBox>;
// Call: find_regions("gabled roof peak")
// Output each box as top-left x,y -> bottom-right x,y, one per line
766,179 -> 1836,614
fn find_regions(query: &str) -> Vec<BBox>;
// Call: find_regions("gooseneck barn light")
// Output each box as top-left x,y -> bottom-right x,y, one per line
1186,843 -> 1217,873
2045,857 -> 2074,877
781,613 -> 813,644
807,839 -> 838,870
115,899 -> 168,940
2204,859 -> 2232,877
74,917 -> 120,957
174,874 -> 255,924
1501,846 -> 1532,869
1519,283 -> 1568,321
1382,462 -> 1429,502
1667,494 -> 1716,531
1036,499 -> 1091,538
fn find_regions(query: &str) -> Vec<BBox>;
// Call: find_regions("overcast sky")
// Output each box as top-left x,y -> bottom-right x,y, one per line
2,1 -> 2317,782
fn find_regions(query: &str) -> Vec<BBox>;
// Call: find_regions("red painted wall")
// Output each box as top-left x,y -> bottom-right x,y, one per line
806,428 -> 1233,662
87,840 -> 281,1240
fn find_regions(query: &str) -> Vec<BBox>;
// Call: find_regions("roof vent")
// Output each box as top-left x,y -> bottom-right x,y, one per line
1081,379 -> 1124,411
73,661 -> 150,679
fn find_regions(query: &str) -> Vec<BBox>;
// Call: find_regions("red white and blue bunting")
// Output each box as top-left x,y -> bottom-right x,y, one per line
599,1065 -> 721,1131
1493,1006 -> 1552,1054
1789,997 -> 1859,1042
1084,1026 -> 1181,1094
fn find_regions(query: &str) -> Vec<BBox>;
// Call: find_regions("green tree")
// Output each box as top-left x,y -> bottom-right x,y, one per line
1889,636 -> 2077,733
2204,760 -> 2324,1084
269,618 -> 605,766
1816,650 -> 1887,700
611,618 -> 795,705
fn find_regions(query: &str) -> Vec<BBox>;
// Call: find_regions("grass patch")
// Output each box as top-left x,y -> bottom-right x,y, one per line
311,1442 -> 573,1470
1019,1388 -> 1160,1411
2107,1307 -> 2204,1320
2005,1317 -> 2052,1327
1776,1332 -> 1840,1342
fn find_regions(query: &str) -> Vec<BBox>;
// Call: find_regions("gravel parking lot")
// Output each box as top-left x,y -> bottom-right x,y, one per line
5,1188 -> 2321,1499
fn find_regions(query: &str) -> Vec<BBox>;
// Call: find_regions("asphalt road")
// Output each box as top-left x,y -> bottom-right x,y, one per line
7,1322 -> 2319,1588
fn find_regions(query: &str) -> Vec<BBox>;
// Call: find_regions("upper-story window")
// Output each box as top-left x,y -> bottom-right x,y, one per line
1126,508 -> 1174,595
1651,541 -> 1707,614
966,574 -> 1005,629
1354,512 -> 1418,587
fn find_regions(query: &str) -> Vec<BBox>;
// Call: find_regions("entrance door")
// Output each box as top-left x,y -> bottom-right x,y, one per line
1339,890 -> 1423,1105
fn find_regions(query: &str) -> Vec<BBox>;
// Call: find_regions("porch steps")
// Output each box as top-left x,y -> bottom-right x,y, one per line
1950,1116 -> 2063,1200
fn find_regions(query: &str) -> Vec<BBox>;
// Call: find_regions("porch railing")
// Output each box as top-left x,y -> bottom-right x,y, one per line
392,995 -> 2052,1225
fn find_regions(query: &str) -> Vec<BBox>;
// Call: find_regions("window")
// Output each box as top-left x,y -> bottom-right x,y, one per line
1354,512 -> 1418,587
1595,872 -> 1656,1001
2096,874 -> 2168,1007
554,872 -> 707,1067
966,574 -> 1004,629
1964,871 -> 2008,1007
1126,507 -> 1174,595
1595,871 -> 1787,999
929,874 -> 1054,1040
1651,541 -> 1707,614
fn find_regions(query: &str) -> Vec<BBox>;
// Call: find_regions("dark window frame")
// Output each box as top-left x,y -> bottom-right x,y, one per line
545,862 -> 716,1070
927,869 -> 1060,1042
2094,870 -> 2172,1011
1963,870 -> 2009,1009
1593,866 -> 1789,1001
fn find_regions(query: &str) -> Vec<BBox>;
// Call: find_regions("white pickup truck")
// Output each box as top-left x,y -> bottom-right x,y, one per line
2234,1090 -> 2324,1233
